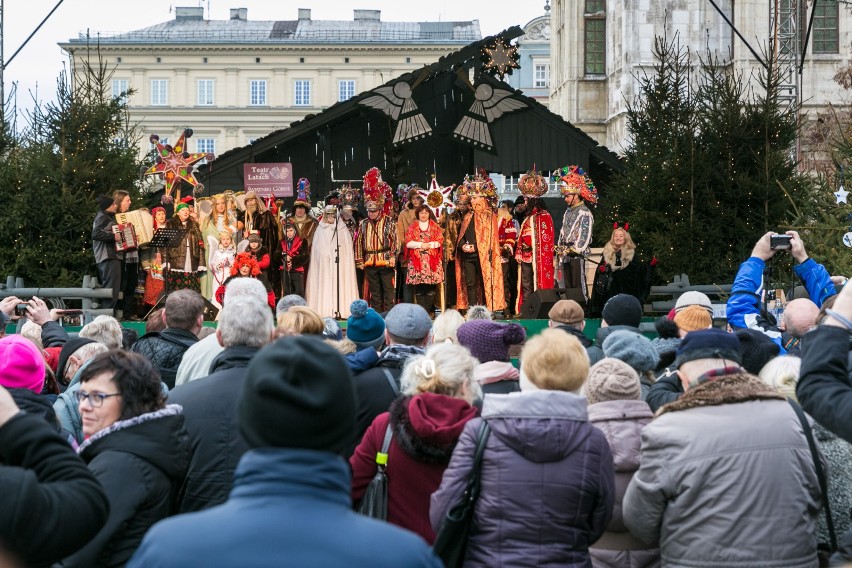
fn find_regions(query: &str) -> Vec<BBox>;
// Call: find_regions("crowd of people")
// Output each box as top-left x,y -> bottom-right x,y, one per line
90,164 -> 659,322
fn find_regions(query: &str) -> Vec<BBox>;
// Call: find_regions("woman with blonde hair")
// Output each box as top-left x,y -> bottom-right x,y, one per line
432,329 -> 615,567
351,342 -> 480,544
590,223 -> 655,316
430,309 -> 465,344
276,305 -> 324,336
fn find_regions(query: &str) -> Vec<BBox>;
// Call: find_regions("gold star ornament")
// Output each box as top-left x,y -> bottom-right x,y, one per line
481,38 -> 520,80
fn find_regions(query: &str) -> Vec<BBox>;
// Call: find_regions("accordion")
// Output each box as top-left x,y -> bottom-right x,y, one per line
113,223 -> 138,252
116,210 -> 154,248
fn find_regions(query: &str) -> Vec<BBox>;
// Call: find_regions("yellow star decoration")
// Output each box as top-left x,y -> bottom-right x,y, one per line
482,39 -> 520,80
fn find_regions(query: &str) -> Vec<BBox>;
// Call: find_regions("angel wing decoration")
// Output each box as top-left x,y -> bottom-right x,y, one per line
453,83 -> 527,151
359,81 -> 432,145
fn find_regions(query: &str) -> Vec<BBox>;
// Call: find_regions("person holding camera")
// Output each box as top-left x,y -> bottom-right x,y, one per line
726,231 -> 834,354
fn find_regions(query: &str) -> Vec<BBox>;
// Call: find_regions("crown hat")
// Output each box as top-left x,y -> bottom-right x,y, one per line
552,165 -> 598,204
462,169 -> 497,200
518,165 -> 549,199
294,178 -> 312,208
338,184 -> 361,210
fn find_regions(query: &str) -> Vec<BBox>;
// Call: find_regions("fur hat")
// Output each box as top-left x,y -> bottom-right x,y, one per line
247,231 -> 262,243
457,320 -> 526,363
0,335 -> 46,393
734,328 -> 781,375
346,300 -> 386,350
602,330 -> 659,374
674,305 -> 713,333
239,336 -> 356,454
601,294 -> 643,328
585,358 -> 642,405
548,300 -> 585,325
384,303 -> 432,341
675,291 -> 713,315
674,328 -> 741,368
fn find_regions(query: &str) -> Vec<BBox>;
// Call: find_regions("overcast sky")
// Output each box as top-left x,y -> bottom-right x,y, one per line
3,0 -> 547,126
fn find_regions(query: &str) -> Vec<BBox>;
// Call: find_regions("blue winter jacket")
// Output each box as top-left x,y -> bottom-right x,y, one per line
727,257 -> 834,352
127,448 -> 443,568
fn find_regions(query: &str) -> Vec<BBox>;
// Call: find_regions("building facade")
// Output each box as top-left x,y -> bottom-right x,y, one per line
60,7 -> 480,159
550,0 -> 852,161
505,13 -> 551,107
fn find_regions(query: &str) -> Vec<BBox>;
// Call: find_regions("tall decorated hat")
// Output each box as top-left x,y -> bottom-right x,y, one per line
362,167 -> 394,216
462,168 -> 497,200
552,165 -> 598,204
518,166 -> 549,198
294,178 -> 312,208
338,183 -> 361,210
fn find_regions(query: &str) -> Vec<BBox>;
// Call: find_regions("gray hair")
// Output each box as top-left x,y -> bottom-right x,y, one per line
224,277 -> 268,305
758,355 -> 801,401
400,342 -> 481,401
164,289 -> 206,330
276,294 -> 308,318
80,315 -> 123,349
71,341 -> 108,363
430,309 -> 465,344
20,321 -> 43,349
465,305 -> 492,321
218,296 -> 274,348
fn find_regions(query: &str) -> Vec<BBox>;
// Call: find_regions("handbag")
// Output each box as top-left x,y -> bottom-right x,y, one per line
788,400 -> 836,566
357,424 -> 393,520
433,420 -> 491,568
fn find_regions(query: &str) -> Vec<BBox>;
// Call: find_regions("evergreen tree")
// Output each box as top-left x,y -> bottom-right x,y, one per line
0,52 -> 142,287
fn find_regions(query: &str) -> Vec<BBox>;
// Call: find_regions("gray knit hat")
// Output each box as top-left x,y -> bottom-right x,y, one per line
585,358 -> 641,405
602,330 -> 660,374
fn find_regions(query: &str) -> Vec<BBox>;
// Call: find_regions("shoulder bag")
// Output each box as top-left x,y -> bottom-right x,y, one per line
357,423 -> 393,520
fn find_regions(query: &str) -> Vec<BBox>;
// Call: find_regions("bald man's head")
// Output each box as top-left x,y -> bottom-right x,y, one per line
781,298 -> 820,337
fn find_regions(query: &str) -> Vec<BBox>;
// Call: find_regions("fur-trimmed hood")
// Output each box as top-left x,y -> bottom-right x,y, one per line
657,373 -> 784,417
389,393 -> 477,466
602,243 -> 635,271
78,404 -> 188,480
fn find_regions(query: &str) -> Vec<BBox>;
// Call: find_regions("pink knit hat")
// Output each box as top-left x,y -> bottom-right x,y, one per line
0,335 -> 46,393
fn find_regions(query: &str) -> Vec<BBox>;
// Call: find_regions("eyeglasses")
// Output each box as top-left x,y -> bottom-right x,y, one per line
74,390 -> 121,408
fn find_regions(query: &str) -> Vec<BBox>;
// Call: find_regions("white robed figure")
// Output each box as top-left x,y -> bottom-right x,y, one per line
306,206 -> 360,318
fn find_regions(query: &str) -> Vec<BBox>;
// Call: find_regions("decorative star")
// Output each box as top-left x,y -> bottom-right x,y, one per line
144,129 -> 214,199
836,183 -> 849,204
418,175 -> 455,218
481,38 -> 520,80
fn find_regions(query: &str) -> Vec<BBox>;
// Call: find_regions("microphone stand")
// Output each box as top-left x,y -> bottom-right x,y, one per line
332,204 -> 342,320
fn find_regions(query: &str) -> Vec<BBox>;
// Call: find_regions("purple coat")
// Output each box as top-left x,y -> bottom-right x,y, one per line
587,399 -> 660,568
431,390 -> 615,568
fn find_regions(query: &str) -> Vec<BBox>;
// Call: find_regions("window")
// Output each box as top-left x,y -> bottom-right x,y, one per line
338,80 -> 356,102
299,57 -> 305,63
534,62 -> 550,88
584,0 -> 606,75
196,138 -> 215,154
116,57 -> 122,63
813,0 -> 839,54
151,80 -> 168,106
344,57 -> 350,63
250,80 -> 267,106
406,57 -> 411,63
197,79 -> 215,106
256,57 -> 261,63
295,80 -> 311,106
203,57 -> 208,64
156,57 -> 161,63
112,79 -> 129,101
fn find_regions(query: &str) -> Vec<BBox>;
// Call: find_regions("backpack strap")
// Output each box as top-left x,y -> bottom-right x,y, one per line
381,368 -> 400,396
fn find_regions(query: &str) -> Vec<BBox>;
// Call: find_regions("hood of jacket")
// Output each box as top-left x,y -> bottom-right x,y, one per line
9,387 -> 57,425
78,404 -> 189,481
209,345 -> 259,374
554,324 -> 594,348
587,399 -> 653,473
481,390 -> 593,463
389,393 -> 478,465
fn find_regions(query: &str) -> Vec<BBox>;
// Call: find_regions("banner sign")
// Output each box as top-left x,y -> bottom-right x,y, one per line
243,163 -> 293,197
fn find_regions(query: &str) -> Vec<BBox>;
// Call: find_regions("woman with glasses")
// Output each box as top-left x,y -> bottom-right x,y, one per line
62,350 -> 189,568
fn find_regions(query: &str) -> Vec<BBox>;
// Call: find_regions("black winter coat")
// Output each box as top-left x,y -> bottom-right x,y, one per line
554,324 -> 604,365
130,328 -> 198,389
167,345 -> 258,514
351,359 -> 404,457
798,325 -> 852,444
62,405 -> 189,568
0,412 -> 109,568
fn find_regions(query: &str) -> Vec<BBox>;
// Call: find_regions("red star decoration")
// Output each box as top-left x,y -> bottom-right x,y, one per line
144,130 -> 213,197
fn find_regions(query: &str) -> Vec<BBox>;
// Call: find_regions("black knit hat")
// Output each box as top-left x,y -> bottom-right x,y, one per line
238,336 -> 356,454
734,328 -> 781,374
601,294 -> 643,328
56,337 -> 97,381
674,328 -> 741,368
96,195 -> 114,211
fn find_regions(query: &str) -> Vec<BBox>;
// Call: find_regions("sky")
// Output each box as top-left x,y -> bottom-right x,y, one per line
2,0 -> 548,127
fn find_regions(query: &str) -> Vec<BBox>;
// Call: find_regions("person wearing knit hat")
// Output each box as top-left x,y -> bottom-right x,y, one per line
673,305 -> 713,336
384,303 -> 432,342
601,330 -> 660,399
457,320 -> 526,395
346,299 -> 386,352
56,337 -> 97,384
585,357 -> 658,565
0,335 -> 46,393
131,335 -> 443,567
734,328 -> 780,375
651,316 -> 682,372
675,291 -> 713,315
601,294 -> 643,328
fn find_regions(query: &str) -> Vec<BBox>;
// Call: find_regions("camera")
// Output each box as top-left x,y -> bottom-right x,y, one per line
769,234 -> 792,250
14,303 -> 29,317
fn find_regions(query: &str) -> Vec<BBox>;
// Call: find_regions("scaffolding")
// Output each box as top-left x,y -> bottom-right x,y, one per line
771,0 -> 802,116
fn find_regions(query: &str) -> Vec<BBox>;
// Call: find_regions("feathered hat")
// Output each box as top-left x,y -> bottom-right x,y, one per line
362,167 -> 393,216
418,175 -> 455,218
552,165 -> 598,204
293,178 -> 312,209
462,168 -> 497,200
518,166 -> 549,198
231,252 -> 261,277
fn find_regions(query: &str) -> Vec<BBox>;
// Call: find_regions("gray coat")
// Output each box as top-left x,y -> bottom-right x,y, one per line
623,374 -> 821,568
431,390 -> 615,568
587,399 -> 660,568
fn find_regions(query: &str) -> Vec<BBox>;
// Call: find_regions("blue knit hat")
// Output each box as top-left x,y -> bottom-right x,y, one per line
346,300 -> 385,349
602,330 -> 659,374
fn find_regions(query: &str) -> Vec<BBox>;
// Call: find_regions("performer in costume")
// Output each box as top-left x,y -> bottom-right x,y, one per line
142,207 -> 168,310
306,206 -> 359,318
207,230 -> 237,307
286,179 -> 319,247
165,202 -> 206,293
215,252 -> 275,309
497,201 -> 518,316
280,222 -> 309,298
396,185 -> 424,303
200,194 -> 238,301
355,168 -> 397,312
238,190 -> 280,293
405,205 -> 444,315
514,169 -> 555,314
555,165 -> 597,300
454,171 -> 505,313
244,231 -> 271,273
589,223 -> 656,315
443,187 -> 470,310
